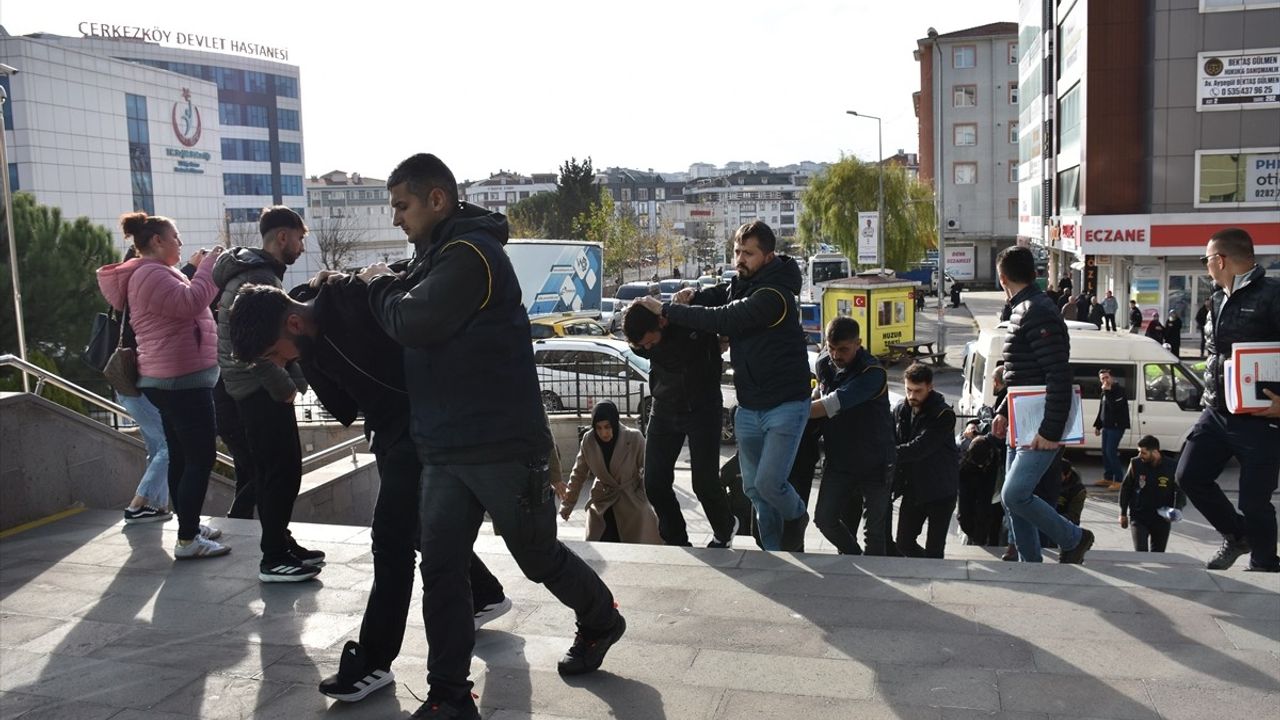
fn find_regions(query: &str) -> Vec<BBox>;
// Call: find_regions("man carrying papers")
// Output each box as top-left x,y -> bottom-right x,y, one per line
1177,228 -> 1280,573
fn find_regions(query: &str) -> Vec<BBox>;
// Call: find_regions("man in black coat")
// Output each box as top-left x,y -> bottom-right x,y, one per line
1177,228 -> 1280,572
892,363 -> 958,559
992,246 -> 1094,564
1195,298 -> 1211,356
1121,435 -> 1185,553
228,279 -> 513,705
1093,368 -> 1130,491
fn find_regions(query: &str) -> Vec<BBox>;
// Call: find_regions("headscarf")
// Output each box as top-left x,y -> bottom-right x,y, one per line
591,401 -> 621,469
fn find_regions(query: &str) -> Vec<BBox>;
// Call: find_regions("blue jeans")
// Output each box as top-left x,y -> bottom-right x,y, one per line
117,392 -> 170,508
1002,445 -> 1083,562
1101,428 -> 1125,481
735,400 -> 809,550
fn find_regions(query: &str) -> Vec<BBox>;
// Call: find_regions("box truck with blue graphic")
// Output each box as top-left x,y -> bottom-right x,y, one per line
505,240 -> 604,318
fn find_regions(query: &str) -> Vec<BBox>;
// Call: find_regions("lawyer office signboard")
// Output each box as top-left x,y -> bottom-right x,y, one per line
1197,48 -> 1280,111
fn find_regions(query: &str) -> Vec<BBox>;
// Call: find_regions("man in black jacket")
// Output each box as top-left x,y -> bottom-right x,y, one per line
635,221 -> 811,551
1177,228 -> 1280,572
228,281 -> 511,704
622,306 -> 736,548
892,363 -> 959,558
992,246 -> 1095,564
1121,435 -> 1185,553
811,317 -> 895,555
359,154 -> 622,719
1093,368 -> 1130,491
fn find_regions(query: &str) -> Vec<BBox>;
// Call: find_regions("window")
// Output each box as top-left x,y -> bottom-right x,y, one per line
1058,166 -> 1081,212
244,71 -> 267,94
279,142 -> 302,164
278,108 -> 300,131
638,188 -> 648,201
506,192 -> 516,203
1201,0 -> 1280,11
1195,149 -> 1280,207
223,173 -> 273,196
281,176 -> 304,196
1074,364 -> 1136,401
954,163 -> 977,184
621,188 -> 632,201
1144,363 -> 1202,406
8,163 -> 18,192
953,45 -> 976,69
0,76 -> 12,129
1009,120 -> 1019,144
1008,42 -> 1018,65
219,102 -> 241,125
1008,198 -> 1018,219
954,123 -> 977,146
1008,81 -> 1019,105
273,74 -> 299,98
215,67 -> 243,91
953,85 -> 977,108
245,105 -> 269,128
1009,162 -> 1019,183
656,187 -> 665,200
125,93 -> 153,216
1059,86 -> 1082,155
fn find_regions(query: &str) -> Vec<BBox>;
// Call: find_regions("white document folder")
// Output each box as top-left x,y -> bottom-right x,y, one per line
1007,384 -> 1085,449
1225,342 -> 1280,414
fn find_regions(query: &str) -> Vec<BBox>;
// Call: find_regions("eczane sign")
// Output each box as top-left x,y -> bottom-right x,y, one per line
1082,215 -> 1151,253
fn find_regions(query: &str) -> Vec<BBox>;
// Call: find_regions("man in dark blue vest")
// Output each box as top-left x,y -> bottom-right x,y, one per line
360,154 -> 623,719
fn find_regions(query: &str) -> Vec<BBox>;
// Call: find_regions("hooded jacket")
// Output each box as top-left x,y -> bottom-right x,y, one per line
1203,265 -> 1280,411
632,320 -> 722,414
815,347 -> 895,474
367,202 -> 549,465
96,257 -> 219,380
212,247 -> 307,401
289,271 -> 410,453
892,390 -> 960,504
667,255 -> 810,410
997,284 -> 1072,442
562,402 -> 661,543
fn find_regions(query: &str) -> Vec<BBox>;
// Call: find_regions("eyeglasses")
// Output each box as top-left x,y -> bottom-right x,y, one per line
1199,253 -> 1226,266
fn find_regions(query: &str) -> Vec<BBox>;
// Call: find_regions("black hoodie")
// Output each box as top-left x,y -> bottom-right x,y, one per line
892,390 -> 960,504
668,255 -> 811,410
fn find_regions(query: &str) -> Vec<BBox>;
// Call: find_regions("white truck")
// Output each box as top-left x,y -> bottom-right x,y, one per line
505,239 -> 604,318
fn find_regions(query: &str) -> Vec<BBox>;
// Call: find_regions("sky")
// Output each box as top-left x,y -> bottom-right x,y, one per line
1,0 -> 1016,183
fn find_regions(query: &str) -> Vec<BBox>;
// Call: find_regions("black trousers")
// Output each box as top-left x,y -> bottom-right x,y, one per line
896,494 -> 957,559
958,464 -> 1002,546
1103,313 -> 1116,331
1177,408 -> 1280,570
419,459 -> 617,701
816,467 -> 891,555
142,386 -> 215,541
360,433 -> 503,671
235,389 -> 303,562
213,379 -> 256,519
719,454 -> 756,536
644,404 -> 733,545
1130,519 -> 1171,552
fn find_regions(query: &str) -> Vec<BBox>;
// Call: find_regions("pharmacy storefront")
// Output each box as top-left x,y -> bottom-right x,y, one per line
1080,212 -> 1280,344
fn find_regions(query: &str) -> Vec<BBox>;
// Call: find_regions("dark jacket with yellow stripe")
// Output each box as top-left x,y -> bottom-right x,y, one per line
816,347 -> 896,474
366,202 -> 549,465
670,255 -> 811,410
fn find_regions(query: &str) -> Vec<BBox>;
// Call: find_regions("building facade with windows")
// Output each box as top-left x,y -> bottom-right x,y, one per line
1,25 -> 316,284
463,171 -> 558,216
1017,0 -> 1280,340
306,171 -> 410,271
915,22 -> 1021,286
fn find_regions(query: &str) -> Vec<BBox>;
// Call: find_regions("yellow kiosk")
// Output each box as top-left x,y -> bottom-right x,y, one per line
818,276 -> 920,357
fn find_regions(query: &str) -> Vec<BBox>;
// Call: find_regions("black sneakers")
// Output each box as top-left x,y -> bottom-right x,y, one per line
410,692 -> 480,719
124,505 -> 171,524
288,539 -> 326,566
1058,528 -> 1095,565
779,511 -> 810,552
1207,535 -> 1251,570
557,614 -> 626,676
259,556 -> 321,583
707,517 -> 740,549
318,641 -> 394,702
473,596 -> 513,631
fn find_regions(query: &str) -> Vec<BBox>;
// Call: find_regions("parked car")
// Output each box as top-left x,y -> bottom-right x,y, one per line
615,281 -> 660,302
599,298 -> 622,333
720,269 -> 739,283
696,275 -> 718,289
532,338 -> 653,431
530,315 -> 609,339
657,278 -> 685,302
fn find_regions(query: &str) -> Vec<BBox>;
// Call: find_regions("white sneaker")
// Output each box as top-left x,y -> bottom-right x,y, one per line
199,524 -> 223,540
474,596 -> 513,631
707,517 -> 740,549
175,535 -> 231,559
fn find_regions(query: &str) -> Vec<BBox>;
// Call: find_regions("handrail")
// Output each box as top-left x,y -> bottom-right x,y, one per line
0,353 -> 367,470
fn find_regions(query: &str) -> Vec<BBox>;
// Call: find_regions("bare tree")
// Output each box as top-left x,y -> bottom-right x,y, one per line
312,213 -> 369,271
219,221 -> 260,248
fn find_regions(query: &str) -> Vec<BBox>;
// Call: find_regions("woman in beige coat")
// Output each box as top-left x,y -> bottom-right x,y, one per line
557,402 -> 661,544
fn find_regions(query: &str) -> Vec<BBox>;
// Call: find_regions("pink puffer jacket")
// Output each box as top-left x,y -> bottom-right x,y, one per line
97,257 -> 219,379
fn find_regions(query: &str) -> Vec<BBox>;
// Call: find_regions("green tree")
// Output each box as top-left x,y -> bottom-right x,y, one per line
0,192 -> 119,394
507,190 -> 557,238
552,157 -> 598,239
576,190 -> 641,285
798,157 -> 935,271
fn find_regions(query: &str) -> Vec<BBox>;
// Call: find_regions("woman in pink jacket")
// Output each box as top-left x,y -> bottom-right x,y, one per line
98,212 -> 229,559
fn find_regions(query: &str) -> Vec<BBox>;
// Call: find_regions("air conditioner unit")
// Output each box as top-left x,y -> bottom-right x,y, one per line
945,218 -> 961,231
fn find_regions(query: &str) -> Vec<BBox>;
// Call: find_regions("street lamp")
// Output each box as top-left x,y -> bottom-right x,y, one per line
928,27 -> 947,355
0,63 -> 28,392
846,110 -> 885,274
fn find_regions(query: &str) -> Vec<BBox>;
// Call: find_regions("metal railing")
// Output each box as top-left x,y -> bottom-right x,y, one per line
0,354 -> 365,471
534,358 -> 649,420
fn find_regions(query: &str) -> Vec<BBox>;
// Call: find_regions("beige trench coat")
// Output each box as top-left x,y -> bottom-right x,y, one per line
561,426 -> 661,544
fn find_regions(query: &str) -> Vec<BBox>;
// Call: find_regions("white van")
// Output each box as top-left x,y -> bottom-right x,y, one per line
958,324 -> 1205,452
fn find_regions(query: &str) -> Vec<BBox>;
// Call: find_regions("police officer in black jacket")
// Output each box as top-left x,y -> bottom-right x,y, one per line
992,246 -> 1095,564
622,305 -> 736,548
1120,435 -> 1185,553
360,154 -> 623,719
1177,228 -> 1280,573
892,363 -> 959,558
227,279 -> 511,704
810,317 -> 896,555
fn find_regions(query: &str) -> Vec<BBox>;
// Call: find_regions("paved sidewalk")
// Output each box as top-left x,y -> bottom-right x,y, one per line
2,510 -> 1276,719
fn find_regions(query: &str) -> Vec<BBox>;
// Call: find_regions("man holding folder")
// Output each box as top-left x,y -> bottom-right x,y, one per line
992,246 -> 1095,564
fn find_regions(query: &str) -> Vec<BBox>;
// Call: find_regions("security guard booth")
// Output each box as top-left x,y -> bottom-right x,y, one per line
817,276 -> 919,357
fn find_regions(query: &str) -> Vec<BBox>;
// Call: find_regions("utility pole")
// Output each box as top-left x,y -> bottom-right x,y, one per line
846,111 -> 885,273
928,27 -> 947,355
